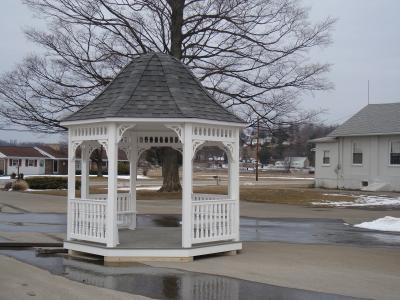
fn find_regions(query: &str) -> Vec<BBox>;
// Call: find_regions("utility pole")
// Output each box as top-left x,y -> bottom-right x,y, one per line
255,117 -> 260,181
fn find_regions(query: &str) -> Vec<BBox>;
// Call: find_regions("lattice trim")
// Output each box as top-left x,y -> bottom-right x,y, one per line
117,124 -> 135,143
192,140 -> 206,158
165,124 -> 184,143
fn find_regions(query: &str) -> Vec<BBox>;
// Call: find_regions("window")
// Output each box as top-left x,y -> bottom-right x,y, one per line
25,159 -> 37,167
390,141 -> 400,165
323,150 -> 330,165
352,142 -> 363,165
10,159 -> 20,166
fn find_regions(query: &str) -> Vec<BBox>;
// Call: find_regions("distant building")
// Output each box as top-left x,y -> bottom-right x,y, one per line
0,144 -> 128,176
275,157 -> 309,169
312,103 -> 400,191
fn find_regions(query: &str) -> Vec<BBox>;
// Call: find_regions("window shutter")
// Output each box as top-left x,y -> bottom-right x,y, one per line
9,159 -> 12,166
25,159 -> 28,166
19,159 -> 22,166
34,160 -> 37,167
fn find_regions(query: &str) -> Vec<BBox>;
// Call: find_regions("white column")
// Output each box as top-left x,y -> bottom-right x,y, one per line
182,123 -> 193,248
128,148 -> 137,230
81,143 -> 89,199
106,123 -> 119,247
228,129 -> 240,241
67,136 -> 76,241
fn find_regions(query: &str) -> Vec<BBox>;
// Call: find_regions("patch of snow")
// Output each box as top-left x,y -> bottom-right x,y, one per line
243,182 -> 255,186
116,186 -> 161,191
26,188 -> 67,192
354,216 -> 400,232
312,195 -> 400,207
197,175 -> 313,180
101,174 -> 151,180
322,193 -> 352,197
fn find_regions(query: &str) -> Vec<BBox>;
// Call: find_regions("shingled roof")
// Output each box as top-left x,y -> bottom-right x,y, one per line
0,146 -> 47,158
62,53 -> 243,124
329,102 -> 400,137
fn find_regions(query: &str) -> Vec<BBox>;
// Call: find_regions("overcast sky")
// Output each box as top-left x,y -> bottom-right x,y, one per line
0,0 -> 399,143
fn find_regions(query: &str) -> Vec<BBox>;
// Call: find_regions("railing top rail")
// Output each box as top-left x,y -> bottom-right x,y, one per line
192,198 -> 234,204
69,198 -> 107,205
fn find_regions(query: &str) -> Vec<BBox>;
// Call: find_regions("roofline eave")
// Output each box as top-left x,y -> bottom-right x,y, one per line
329,131 -> 400,138
60,117 -> 248,128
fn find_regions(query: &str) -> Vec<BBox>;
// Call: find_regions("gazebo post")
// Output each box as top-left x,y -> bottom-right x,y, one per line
229,128 -> 240,241
128,149 -> 137,230
106,123 -> 119,247
67,134 -> 76,241
182,123 -> 193,248
80,143 -> 89,199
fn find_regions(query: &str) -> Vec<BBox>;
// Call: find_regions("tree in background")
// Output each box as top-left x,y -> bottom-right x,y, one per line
0,0 -> 335,191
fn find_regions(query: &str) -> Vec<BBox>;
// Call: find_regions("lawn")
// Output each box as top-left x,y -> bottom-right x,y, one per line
26,185 -> 356,205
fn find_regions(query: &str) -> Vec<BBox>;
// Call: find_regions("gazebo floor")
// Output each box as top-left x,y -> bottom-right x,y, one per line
64,227 -> 242,262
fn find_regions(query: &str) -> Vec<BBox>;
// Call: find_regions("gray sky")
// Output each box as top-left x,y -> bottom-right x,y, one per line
0,0 -> 399,143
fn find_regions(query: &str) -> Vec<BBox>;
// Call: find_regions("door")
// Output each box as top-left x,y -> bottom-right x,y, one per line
53,160 -> 58,174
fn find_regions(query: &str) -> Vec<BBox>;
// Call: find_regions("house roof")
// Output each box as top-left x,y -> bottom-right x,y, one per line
0,146 -> 47,158
62,52 -> 244,124
309,136 -> 337,143
35,145 -> 68,159
328,103 -> 400,137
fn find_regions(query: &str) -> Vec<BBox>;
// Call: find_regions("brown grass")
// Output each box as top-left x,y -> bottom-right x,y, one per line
26,184 -> 356,206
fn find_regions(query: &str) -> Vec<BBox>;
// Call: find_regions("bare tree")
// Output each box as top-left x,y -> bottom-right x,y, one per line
0,0 -> 335,191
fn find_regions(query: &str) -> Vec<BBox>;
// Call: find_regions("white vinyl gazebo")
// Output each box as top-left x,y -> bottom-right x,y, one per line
61,53 -> 245,262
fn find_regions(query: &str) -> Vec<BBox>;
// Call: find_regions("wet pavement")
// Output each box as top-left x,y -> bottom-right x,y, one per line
1,213 -> 400,247
1,212 -> 394,299
0,249 -> 366,300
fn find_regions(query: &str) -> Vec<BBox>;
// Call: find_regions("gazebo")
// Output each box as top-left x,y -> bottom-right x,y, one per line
61,53 -> 246,262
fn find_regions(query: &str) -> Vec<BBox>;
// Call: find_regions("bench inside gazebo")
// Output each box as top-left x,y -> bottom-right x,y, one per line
61,53 -> 245,262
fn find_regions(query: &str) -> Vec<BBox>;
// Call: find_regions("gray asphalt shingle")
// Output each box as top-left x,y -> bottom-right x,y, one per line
328,103 -> 400,136
62,53 -> 243,123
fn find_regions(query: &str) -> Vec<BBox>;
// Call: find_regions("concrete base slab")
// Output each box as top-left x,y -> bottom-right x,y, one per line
64,227 -> 242,262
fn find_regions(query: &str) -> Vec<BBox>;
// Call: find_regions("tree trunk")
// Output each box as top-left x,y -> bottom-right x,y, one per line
90,146 -> 103,177
158,147 -> 182,192
158,0 -> 185,192
168,0 -> 185,59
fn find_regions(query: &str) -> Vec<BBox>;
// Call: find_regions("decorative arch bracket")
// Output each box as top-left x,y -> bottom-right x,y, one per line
117,124 -> 136,143
165,124 -> 184,143
222,141 -> 236,163
192,139 -> 206,159
69,141 -> 83,160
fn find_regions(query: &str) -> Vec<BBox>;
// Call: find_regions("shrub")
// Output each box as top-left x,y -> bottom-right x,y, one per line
118,162 -> 129,175
3,182 -> 12,191
10,173 -> 16,179
12,180 -> 29,191
25,176 -> 81,190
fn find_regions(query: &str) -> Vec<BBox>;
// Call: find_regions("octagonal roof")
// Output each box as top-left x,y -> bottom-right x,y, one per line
62,52 -> 244,124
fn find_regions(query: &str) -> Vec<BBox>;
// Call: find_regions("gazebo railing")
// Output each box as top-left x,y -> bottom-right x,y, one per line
191,193 -> 236,244
68,193 -> 135,244
89,193 -> 135,228
69,198 -> 107,243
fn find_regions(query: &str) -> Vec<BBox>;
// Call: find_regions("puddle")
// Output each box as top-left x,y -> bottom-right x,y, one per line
1,213 -> 400,247
240,217 -> 400,247
0,249 -> 365,300
0,213 -> 66,233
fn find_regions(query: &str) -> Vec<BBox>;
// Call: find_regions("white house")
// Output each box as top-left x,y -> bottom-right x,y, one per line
0,146 -> 47,175
312,103 -> 400,191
